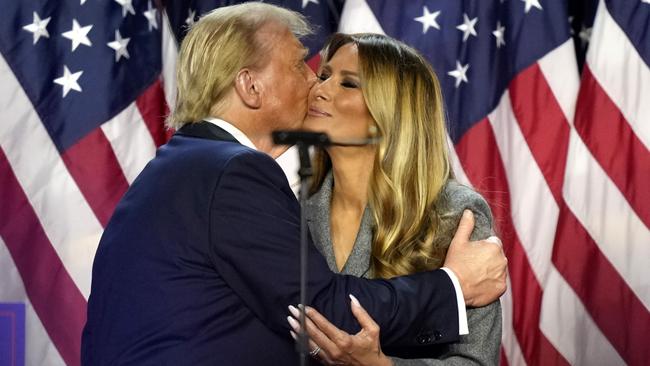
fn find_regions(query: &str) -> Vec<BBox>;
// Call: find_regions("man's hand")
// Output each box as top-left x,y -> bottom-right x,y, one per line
443,210 -> 508,307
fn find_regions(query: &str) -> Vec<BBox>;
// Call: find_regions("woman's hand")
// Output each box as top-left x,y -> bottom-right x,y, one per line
287,295 -> 393,366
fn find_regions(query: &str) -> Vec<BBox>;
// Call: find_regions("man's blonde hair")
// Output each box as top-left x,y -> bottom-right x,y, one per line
166,2 -> 312,130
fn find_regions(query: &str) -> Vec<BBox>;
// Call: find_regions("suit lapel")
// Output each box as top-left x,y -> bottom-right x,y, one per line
175,121 -> 239,143
306,172 -> 372,277
306,174 -> 338,272
340,208 -> 372,278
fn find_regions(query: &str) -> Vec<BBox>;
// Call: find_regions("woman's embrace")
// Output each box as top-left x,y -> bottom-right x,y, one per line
288,33 -> 502,365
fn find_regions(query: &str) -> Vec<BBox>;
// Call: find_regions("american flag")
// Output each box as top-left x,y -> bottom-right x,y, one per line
0,0 -> 647,365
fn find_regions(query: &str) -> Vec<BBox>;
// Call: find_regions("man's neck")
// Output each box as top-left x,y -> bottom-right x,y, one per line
255,134 -> 290,158
211,112 -> 289,158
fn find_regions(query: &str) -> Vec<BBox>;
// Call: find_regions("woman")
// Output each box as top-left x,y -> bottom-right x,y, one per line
288,33 -> 501,365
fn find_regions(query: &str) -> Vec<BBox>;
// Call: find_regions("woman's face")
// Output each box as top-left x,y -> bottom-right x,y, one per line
303,43 -> 375,142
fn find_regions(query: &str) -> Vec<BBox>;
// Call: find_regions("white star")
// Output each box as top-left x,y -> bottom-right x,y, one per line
22,12 -> 51,45
522,0 -> 543,13
62,19 -> 93,51
448,61 -> 469,88
456,13 -> 478,42
115,0 -> 136,18
143,1 -> 158,31
642,0 -> 650,4
185,9 -> 197,27
53,66 -> 83,97
414,6 -> 441,34
107,30 -> 130,62
492,21 -> 506,48
302,0 -> 319,8
81,0 -> 87,4
579,25 -> 592,47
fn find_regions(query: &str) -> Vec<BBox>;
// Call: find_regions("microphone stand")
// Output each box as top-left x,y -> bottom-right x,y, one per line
272,131 -> 327,366
272,130 -> 379,366
296,141 -> 312,366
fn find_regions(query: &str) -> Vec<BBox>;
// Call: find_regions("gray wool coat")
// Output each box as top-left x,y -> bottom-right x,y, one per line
305,173 -> 502,366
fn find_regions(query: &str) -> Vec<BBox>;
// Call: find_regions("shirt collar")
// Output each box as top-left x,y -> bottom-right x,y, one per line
204,117 -> 257,151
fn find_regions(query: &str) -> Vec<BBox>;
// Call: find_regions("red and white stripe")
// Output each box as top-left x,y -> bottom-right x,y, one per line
0,14 -> 173,363
555,1 -> 650,365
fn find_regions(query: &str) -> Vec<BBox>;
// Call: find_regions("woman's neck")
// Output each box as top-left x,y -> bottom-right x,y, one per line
327,147 -> 375,271
328,147 -> 375,212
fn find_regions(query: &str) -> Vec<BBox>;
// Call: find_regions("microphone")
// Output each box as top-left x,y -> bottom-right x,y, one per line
272,130 -> 330,146
272,130 -> 381,147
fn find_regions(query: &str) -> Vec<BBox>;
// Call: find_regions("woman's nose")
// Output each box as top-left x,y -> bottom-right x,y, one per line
312,79 -> 331,101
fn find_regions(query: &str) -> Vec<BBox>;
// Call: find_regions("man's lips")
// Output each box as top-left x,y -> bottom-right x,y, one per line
308,106 -> 331,117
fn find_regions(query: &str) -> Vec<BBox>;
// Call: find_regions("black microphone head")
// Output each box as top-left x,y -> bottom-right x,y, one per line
272,130 -> 331,146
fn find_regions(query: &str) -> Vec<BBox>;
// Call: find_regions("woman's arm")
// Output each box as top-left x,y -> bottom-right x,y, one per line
389,183 -> 502,366
390,302 -> 501,366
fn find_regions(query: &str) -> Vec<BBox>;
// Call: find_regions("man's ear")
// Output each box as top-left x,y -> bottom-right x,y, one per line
233,68 -> 262,109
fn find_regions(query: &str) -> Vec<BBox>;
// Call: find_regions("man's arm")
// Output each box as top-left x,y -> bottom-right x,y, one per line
207,150 -> 460,348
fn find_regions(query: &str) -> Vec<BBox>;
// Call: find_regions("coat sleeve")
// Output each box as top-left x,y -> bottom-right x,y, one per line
207,150 -> 461,350
390,183 -> 502,365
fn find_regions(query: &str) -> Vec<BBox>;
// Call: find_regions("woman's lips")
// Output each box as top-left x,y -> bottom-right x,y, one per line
308,106 -> 331,117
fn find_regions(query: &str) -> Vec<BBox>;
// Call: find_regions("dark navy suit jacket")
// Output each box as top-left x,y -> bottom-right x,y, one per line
81,121 -> 459,365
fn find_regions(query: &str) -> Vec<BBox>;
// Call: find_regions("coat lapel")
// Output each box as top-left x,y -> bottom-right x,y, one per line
340,208 -> 372,278
306,174 -> 338,272
306,172 -> 372,278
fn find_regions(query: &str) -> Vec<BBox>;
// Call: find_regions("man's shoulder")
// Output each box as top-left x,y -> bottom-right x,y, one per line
161,135 -> 275,171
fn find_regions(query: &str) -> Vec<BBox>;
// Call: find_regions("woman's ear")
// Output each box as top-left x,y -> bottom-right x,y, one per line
233,68 -> 262,109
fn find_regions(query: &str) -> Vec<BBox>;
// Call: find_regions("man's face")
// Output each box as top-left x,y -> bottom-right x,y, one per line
255,24 -> 316,131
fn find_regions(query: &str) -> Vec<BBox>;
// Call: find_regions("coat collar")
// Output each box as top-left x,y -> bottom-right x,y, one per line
306,172 -> 373,277
175,121 -> 239,143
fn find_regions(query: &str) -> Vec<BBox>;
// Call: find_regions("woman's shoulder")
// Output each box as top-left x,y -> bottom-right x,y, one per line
439,180 -> 490,214
437,180 -> 494,241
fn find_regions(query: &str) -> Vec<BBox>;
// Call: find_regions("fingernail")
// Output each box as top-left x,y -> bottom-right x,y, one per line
290,330 -> 297,340
288,305 -> 300,318
486,236 -> 502,246
463,209 -> 473,219
287,316 -> 300,330
297,303 -> 305,310
349,294 -> 360,307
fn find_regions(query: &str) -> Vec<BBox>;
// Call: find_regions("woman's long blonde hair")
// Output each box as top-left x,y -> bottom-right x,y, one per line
311,33 -> 453,279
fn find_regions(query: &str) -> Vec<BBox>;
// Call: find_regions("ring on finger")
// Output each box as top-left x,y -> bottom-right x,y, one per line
309,346 -> 321,357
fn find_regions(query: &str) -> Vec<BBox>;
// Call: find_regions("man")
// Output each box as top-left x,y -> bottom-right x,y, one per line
81,3 -> 507,365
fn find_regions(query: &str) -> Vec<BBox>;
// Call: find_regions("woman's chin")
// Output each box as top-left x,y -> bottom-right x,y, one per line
302,119 -> 327,133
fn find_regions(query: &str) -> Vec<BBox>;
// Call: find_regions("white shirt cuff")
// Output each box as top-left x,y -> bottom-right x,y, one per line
441,267 -> 469,335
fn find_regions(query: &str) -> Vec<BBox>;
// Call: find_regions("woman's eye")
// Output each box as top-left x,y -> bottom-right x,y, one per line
341,80 -> 359,88
317,74 -> 329,81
